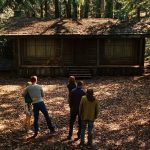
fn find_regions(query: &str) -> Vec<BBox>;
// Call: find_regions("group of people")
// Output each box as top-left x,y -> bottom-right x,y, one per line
22,75 -> 98,147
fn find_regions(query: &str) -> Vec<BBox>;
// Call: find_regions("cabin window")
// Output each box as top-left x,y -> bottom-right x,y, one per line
102,39 -> 138,65
23,38 -> 61,65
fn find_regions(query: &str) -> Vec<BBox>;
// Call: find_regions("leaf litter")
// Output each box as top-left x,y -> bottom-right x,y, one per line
0,73 -> 150,149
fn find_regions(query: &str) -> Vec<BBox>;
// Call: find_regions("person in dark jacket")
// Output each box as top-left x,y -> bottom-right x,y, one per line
67,76 -> 77,107
67,81 -> 86,140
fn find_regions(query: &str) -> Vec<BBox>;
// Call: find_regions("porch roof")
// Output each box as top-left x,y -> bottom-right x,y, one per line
0,17 -> 150,36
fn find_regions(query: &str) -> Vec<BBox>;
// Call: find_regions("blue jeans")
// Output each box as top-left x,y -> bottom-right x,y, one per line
33,101 -> 54,132
81,120 -> 94,144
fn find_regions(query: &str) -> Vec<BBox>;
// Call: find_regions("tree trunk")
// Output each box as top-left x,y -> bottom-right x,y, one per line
105,0 -> 113,18
40,3 -> 44,18
64,0 -> 71,18
55,0 -> 60,18
96,0 -> 101,18
100,0 -> 105,18
72,0 -> 77,19
137,7 -> 141,21
84,0 -> 90,18
44,0 -> 48,17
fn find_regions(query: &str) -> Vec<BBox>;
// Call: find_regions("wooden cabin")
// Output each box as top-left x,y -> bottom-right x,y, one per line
0,17 -> 150,77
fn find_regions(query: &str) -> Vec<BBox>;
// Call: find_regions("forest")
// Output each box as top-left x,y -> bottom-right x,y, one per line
0,0 -> 150,20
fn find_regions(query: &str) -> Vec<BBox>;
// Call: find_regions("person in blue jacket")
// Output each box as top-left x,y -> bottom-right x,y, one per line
67,81 -> 86,140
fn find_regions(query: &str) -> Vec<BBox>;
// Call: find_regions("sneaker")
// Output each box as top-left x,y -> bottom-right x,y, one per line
50,129 -> 56,134
87,143 -> 93,148
33,131 -> 38,137
79,142 -> 85,148
67,135 -> 72,140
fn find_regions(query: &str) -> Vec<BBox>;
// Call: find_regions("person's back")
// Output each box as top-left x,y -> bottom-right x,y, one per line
80,95 -> 98,121
70,87 -> 85,112
27,84 -> 43,104
22,76 -> 55,137
79,89 -> 98,146
67,81 -> 86,140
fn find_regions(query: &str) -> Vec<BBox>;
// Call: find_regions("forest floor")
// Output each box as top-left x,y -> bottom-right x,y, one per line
0,64 -> 150,150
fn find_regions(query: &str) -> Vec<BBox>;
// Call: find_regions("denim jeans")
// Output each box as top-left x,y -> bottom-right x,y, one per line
33,101 -> 54,132
81,120 -> 94,144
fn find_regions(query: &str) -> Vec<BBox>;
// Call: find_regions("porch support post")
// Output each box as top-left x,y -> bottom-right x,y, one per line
61,39 -> 64,66
139,37 -> 145,74
97,39 -> 99,67
17,38 -> 21,67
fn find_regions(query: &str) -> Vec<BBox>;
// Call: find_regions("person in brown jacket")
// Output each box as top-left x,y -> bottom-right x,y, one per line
79,89 -> 98,146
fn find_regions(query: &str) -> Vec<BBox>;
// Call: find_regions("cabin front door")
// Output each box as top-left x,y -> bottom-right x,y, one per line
74,40 -> 88,66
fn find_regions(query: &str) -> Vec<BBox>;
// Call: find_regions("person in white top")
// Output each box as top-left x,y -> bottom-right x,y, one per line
22,76 -> 55,137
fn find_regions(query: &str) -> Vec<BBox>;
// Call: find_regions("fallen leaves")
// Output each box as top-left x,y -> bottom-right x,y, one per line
0,73 -> 150,149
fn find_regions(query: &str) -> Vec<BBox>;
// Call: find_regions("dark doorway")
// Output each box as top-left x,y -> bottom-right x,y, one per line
0,39 -> 13,70
74,40 -> 88,66
73,39 -> 97,66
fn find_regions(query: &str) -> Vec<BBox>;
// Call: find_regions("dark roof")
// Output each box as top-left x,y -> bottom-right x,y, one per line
0,17 -> 150,36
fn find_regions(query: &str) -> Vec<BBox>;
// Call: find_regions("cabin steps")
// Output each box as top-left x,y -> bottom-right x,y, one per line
68,68 -> 93,79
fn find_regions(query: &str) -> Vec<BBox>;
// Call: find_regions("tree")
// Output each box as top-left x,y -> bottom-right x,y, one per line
105,0 -> 113,18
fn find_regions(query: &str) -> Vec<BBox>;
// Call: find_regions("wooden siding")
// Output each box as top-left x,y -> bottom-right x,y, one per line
100,38 -> 139,65
63,39 -> 74,65
10,37 -> 145,76
63,39 -> 97,66
21,38 -> 62,66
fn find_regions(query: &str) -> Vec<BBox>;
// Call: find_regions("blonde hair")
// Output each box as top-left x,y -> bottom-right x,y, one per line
26,81 -> 32,87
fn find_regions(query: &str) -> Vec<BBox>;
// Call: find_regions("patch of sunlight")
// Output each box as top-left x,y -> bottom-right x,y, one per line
64,105 -> 69,111
116,139 -> 122,146
0,103 -> 12,108
52,111 -> 65,115
107,139 -> 115,145
0,123 -> 7,131
0,85 -> 21,93
127,135 -> 135,142
146,106 -> 150,110
54,97 -> 65,101
43,85 -> 58,92
107,123 -> 120,131
105,92 -> 112,96
138,140 -> 146,148
136,118 -> 149,125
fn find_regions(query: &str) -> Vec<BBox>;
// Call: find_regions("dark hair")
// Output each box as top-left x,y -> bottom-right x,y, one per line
77,81 -> 83,87
30,76 -> 37,83
86,89 -> 95,102
68,76 -> 76,84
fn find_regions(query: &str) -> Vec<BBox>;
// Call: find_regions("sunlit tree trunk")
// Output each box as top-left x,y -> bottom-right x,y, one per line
100,0 -> 105,17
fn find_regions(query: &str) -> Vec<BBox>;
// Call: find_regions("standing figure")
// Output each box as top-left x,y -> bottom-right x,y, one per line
67,81 -> 86,140
23,81 -> 32,131
79,89 -> 98,147
22,76 -> 55,137
67,76 -> 77,107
